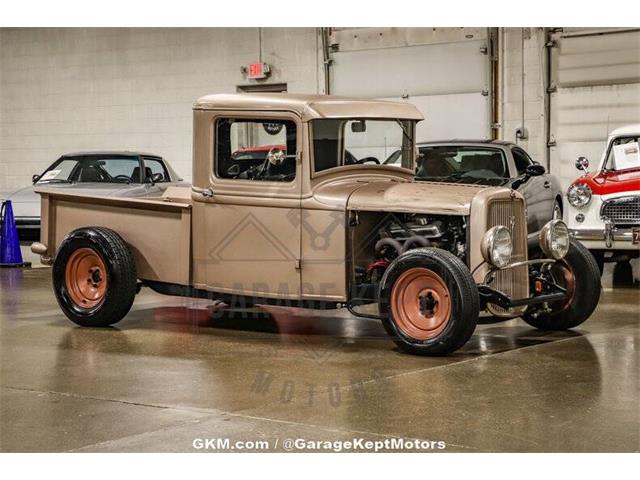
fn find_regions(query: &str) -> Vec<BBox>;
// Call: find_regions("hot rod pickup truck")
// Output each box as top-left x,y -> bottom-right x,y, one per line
31,93 -> 601,355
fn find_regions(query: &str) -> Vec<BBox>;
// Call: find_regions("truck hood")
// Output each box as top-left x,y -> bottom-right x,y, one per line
314,178 -> 491,215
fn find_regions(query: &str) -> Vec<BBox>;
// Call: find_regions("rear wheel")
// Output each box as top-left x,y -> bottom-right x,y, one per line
379,248 -> 479,355
522,239 -> 600,330
53,227 -> 137,327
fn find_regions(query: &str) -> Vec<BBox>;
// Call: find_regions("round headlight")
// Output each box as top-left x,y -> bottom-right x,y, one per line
481,226 -> 513,268
539,220 -> 570,260
567,183 -> 592,208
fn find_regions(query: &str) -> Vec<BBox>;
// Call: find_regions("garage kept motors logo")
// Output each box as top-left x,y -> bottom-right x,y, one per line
263,122 -> 284,135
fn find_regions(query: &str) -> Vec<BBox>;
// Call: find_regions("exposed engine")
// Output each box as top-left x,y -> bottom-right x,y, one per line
356,213 -> 467,285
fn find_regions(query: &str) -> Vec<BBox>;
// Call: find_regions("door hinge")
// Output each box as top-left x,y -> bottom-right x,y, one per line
546,83 -> 557,93
295,259 -> 302,270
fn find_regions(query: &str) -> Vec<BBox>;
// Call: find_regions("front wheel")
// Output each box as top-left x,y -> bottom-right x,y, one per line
378,248 -> 479,355
522,239 -> 601,330
53,227 -> 137,327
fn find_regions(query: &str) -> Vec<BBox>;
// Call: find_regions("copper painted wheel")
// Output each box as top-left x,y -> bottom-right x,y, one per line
553,260 -> 576,311
390,267 -> 452,341
64,248 -> 108,309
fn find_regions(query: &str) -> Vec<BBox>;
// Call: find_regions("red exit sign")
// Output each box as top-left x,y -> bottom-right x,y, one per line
247,62 -> 270,79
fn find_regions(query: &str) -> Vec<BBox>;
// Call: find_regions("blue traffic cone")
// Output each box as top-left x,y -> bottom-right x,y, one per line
0,200 -> 31,268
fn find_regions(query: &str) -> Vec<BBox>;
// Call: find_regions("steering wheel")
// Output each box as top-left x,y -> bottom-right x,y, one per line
113,174 -> 132,183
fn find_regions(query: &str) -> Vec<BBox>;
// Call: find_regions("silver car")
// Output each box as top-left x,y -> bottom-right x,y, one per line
7,151 -> 185,238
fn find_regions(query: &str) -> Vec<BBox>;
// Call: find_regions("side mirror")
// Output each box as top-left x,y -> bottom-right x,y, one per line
148,172 -> 163,185
226,164 -> 240,177
32,174 -> 40,184
575,156 -> 589,171
525,164 -> 545,177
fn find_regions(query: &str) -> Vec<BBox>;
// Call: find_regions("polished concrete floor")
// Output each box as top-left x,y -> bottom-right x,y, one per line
1,263 -> 638,452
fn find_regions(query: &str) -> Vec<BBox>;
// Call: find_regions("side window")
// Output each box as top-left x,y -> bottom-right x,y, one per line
143,158 -> 170,182
512,148 -> 532,175
215,118 -> 297,182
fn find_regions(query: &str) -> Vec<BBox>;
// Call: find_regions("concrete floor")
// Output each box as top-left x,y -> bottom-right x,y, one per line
1,264 -> 638,453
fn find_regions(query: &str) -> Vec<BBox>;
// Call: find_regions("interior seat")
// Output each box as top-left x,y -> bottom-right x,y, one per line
131,166 -> 152,183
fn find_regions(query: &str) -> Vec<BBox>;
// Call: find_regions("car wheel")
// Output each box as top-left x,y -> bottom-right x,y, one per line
552,199 -> 563,220
522,239 -> 600,330
53,227 -> 137,327
378,248 -> 479,355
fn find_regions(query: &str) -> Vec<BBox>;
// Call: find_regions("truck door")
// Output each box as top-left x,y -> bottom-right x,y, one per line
194,113 -> 302,301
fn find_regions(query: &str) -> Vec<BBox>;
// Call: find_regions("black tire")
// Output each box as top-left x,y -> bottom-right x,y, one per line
612,260 -> 634,287
53,227 -> 137,327
378,248 -> 479,355
522,239 -> 601,330
591,249 -> 605,275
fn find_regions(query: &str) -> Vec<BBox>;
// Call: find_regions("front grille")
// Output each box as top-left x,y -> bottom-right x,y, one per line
601,196 -> 640,225
487,198 -> 528,315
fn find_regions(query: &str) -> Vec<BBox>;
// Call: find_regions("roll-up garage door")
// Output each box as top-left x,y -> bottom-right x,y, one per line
549,28 -> 640,189
328,28 -> 492,142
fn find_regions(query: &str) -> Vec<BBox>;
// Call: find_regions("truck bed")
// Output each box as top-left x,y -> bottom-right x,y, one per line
35,186 -> 192,286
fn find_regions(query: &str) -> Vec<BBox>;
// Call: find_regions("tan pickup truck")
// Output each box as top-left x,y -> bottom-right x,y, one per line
32,93 -> 601,355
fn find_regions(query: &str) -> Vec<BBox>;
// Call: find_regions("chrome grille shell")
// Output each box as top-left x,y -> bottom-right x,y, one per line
600,196 -> 640,226
485,197 -> 529,316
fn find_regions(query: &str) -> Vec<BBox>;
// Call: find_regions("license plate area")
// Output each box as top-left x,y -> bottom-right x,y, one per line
633,228 -> 640,245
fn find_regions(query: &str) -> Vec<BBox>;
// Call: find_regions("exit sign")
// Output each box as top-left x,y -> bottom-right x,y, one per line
248,62 -> 270,79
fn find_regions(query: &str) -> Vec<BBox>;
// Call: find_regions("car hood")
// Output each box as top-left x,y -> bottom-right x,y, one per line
575,167 -> 640,195
5,185 -> 39,217
314,177 -> 491,215
7,185 -> 38,205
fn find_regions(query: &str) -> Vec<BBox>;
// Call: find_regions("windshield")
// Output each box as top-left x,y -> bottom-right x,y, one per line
37,156 -> 144,184
311,119 -> 413,174
604,136 -> 639,171
416,146 -> 509,182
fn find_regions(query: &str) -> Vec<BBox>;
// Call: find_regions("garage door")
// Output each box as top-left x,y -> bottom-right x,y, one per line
549,28 -> 640,190
329,28 -> 492,143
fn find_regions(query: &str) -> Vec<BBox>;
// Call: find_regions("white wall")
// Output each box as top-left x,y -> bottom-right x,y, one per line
501,27 -> 547,164
0,28 -> 320,194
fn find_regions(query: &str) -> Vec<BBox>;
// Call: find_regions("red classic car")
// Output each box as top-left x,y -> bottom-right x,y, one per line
565,124 -> 640,274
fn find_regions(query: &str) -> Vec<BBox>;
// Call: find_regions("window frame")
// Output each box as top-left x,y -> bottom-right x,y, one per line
210,112 -> 302,196
141,156 -> 171,183
309,118 -> 416,179
511,147 -> 533,176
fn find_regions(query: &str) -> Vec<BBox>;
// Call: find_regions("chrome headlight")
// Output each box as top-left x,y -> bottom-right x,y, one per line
567,183 -> 592,208
539,220 -> 570,260
481,226 -> 513,268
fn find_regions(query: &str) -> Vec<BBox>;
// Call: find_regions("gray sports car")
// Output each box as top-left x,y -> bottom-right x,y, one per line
414,140 -> 563,235
6,151 -> 186,239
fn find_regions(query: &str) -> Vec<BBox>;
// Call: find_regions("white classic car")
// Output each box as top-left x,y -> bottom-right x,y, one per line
565,124 -> 640,275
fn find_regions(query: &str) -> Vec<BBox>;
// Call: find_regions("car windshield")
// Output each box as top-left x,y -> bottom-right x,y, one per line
416,146 -> 509,182
36,156 -> 144,184
604,136 -> 640,171
311,119 -> 414,174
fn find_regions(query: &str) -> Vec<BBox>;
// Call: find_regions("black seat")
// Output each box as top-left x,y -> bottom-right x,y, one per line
79,167 -> 102,182
131,166 -> 152,183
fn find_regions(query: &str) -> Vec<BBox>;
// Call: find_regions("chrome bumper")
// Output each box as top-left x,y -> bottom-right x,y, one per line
569,224 -> 638,248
